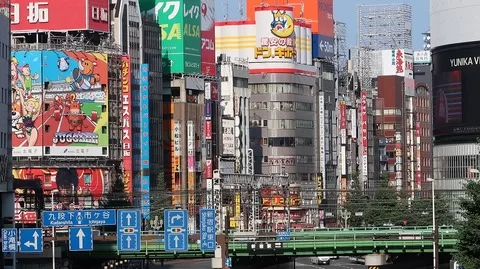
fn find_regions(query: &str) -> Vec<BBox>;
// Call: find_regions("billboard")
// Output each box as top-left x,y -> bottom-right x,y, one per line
414,50 -> 431,64
140,64 -> 150,219
261,186 -> 301,208
315,0 -> 334,59
200,0 -> 216,76
360,91 -> 368,184
222,119 -> 234,155
144,0 -> 201,74
11,51 -> 109,157
121,55 -> 133,196
253,6 -> 297,63
339,101 -> 346,144
10,0 -> 109,32
372,49 -> 414,79
431,44 -> 480,137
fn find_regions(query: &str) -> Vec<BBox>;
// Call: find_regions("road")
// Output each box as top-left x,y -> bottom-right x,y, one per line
149,257 -> 366,269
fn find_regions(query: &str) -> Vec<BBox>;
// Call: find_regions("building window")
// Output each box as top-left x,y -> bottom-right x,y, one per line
250,102 -> 268,110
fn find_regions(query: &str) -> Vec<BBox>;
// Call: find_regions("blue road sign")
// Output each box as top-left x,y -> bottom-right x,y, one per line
200,208 -> 216,251
277,231 -> 291,241
42,209 -> 116,227
225,257 -> 232,268
19,228 -> 43,253
164,209 -> 188,251
2,228 -> 17,253
117,210 -> 141,251
69,227 -> 93,251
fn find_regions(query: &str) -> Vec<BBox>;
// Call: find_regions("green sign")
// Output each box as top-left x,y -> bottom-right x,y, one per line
140,0 -> 201,74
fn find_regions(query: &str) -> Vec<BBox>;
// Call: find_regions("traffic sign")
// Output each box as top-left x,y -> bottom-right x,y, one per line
277,231 -> 291,241
19,228 -> 43,253
2,228 -> 17,252
117,210 -> 141,251
69,227 -> 93,251
200,208 -> 216,251
225,257 -> 232,268
42,209 -> 116,227
164,209 -> 188,251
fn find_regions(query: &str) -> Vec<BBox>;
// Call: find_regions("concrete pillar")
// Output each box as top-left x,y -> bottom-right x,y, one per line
365,254 -> 388,267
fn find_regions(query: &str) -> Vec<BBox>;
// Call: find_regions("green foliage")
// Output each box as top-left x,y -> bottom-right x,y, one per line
344,172 -> 367,226
405,195 -> 454,226
456,180 -> 480,269
100,172 -> 131,209
150,172 -> 169,218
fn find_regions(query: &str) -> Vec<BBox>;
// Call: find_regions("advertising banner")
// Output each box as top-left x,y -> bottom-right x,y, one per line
340,101 -> 347,144
122,55 -> 133,196
361,91 -> 368,182
314,0 -> 334,59
205,81 -> 211,100
318,93 -> 326,185
10,0 -> 109,32
146,0 -> 201,74
204,159 -> 213,178
187,121 -> 195,172
205,100 -> 212,118
416,122 -> 422,189
11,51 -> 109,157
140,64 -> 150,219
253,6 -> 296,63
205,120 -> 212,139
414,50 -> 431,64
210,81 -> 219,101
200,0 -> 216,76
222,119 -> 234,155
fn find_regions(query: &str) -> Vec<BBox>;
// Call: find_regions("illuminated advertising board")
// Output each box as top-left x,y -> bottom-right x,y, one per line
121,55 -> 133,196
416,122 -> 421,189
340,101 -> 346,144
11,51 -> 109,157
140,64 -> 150,219
361,91 -> 368,183
10,0 -> 109,32
261,186 -> 301,208
141,0 -> 201,74
200,0 -> 216,75
253,6 -> 297,63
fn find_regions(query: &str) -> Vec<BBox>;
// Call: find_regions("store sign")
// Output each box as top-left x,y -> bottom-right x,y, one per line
254,10 -> 296,60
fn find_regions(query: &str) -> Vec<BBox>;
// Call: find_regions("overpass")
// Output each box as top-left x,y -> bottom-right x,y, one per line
56,226 -> 457,260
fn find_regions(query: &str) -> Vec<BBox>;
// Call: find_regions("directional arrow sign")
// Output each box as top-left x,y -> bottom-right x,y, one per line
69,227 -> 93,251
164,209 -> 188,251
19,228 -> 43,253
117,210 -> 141,252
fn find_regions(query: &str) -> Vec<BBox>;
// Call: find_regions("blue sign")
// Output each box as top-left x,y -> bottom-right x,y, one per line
117,210 -> 141,252
312,34 -> 334,59
205,101 -> 212,118
277,231 -> 291,241
2,228 -> 17,252
164,209 -> 188,251
42,209 -> 116,227
69,227 -> 93,251
19,228 -> 43,253
200,208 -> 216,251
225,257 -> 232,268
140,63 -> 151,220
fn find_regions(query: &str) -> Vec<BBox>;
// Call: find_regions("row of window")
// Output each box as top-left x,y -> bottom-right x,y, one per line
251,137 -> 314,147
250,119 -> 314,129
375,109 -> 402,116
250,101 -> 314,112
0,41 -> 9,60
249,84 -> 313,96
254,155 -> 315,165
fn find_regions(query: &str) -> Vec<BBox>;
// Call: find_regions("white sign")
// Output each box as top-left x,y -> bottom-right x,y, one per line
91,7 -> 108,22
205,82 -> 211,100
222,119 -> 235,155
173,121 -> 181,156
318,94 -> 325,180
413,50 -> 431,64
187,121 -> 195,172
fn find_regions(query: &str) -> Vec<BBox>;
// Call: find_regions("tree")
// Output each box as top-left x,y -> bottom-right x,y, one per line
344,172 -> 368,226
149,172 -> 169,218
455,180 -> 480,269
100,171 -> 132,231
406,195 -> 455,227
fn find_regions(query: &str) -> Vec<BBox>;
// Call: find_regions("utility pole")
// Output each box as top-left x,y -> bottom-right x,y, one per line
340,209 -> 351,228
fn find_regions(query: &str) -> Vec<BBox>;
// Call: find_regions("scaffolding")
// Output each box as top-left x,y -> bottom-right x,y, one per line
334,21 -> 348,88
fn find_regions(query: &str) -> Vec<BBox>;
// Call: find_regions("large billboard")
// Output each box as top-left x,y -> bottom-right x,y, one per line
200,0 -> 216,76
140,64 -> 150,219
432,44 -> 480,137
121,55 -> 133,196
10,0 -> 109,32
11,51 -> 109,157
142,0 -> 201,74
315,0 -> 334,59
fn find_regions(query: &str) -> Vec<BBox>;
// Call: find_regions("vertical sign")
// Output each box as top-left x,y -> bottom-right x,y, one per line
360,91 -> 368,185
173,120 -> 181,205
122,55 -> 133,197
340,101 -> 347,145
187,121 -> 196,216
395,132 -> 403,190
416,122 -> 422,190
140,64 -> 151,219
318,93 -> 326,186
200,0 -> 216,76
222,119 -> 235,155
2,228 -> 17,252
200,208 -> 216,251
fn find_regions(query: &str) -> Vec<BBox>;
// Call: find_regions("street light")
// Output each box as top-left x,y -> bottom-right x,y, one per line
426,178 -> 438,269
50,189 -> 59,269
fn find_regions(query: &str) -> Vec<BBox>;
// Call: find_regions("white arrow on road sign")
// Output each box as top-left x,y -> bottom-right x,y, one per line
76,228 -> 85,249
126,236 -> 132,249
171,214 -> 182,224
25,231 -> 39,249
174,235 -> 179,248
126,213 -> 132,226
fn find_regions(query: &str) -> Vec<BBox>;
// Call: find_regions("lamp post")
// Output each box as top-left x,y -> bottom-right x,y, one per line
50,189 -> 59,269
426,178 -> 437,269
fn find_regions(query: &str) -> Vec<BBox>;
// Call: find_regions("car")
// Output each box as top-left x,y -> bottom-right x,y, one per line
311,256 -> 331,265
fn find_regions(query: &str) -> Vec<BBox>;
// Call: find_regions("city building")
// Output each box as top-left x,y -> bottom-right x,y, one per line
431,1 -> 480,211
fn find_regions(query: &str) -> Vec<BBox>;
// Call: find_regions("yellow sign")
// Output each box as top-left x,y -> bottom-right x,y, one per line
254,47 -> 297,59
173,156 -> 180,172
270,10 -> 294,38
188,172 -> 195,206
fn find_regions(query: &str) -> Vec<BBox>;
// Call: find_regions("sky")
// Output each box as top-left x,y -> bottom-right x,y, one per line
215,0 -> 430,50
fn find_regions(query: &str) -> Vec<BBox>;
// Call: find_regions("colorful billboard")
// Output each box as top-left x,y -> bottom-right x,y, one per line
121,55 -> 133,197
142,0 -> 201,73
140,64 -> 150,219
200,0 -> 216,75
10,0 -> 109,33
11,51 -> 109,157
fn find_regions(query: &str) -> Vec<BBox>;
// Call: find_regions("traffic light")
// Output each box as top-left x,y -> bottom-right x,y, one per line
123,228 -> 134,233
170,228 -> 182,233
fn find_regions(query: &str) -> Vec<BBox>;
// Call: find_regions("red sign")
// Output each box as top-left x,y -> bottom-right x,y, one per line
10,0 -> 109,33
201,0 -> 216,76
205,120 -> 212,139
318,0 -> 334,37
210,81 -> 219,101
396,49 -> 404,74
416,122 -> 422,187
121,55 -> 133,197
340,101 -> 346,129
361,91 -> 367,155
204,159 -> 213,179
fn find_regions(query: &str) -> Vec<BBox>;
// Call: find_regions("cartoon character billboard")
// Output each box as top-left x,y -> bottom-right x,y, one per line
11,51 -> 109,157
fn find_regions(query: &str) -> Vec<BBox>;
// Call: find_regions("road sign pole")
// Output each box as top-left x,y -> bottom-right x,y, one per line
51,190 -> 58,269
